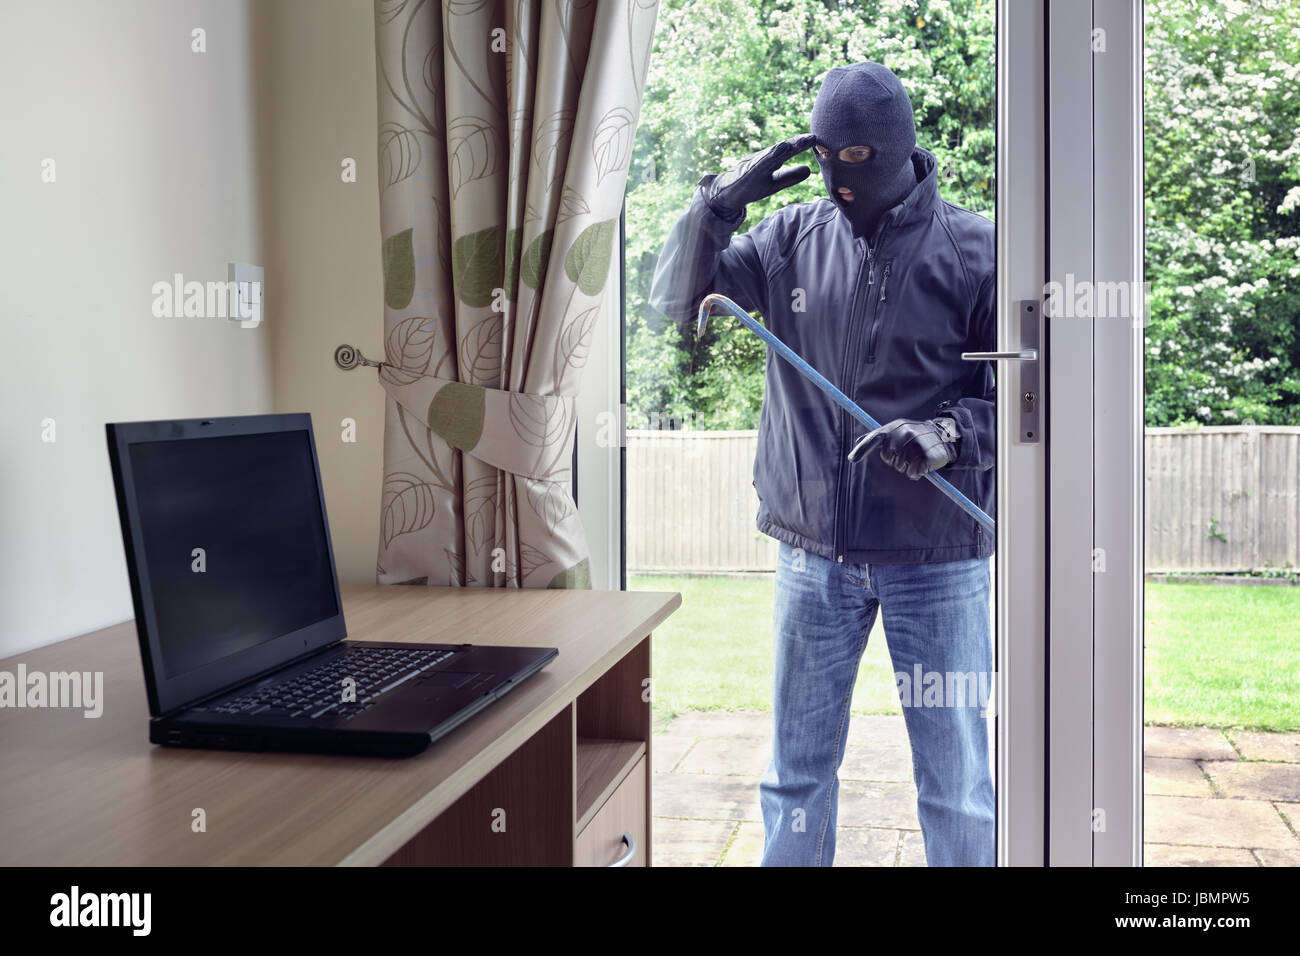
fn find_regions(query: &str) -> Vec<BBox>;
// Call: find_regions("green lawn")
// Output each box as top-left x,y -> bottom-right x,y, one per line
631,575 -> 1300,732
1145,581 -> 1300,731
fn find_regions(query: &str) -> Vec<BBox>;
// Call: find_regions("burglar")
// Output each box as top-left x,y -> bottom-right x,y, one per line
649,61 -> 996,866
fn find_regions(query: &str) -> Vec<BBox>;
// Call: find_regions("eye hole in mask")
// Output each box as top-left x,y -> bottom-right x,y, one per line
815,145 -> 875,164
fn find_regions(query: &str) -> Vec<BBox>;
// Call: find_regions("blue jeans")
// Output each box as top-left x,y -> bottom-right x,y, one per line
760,541 -> 995,866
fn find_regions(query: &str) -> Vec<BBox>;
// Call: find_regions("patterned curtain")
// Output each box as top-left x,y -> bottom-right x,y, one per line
371,0 -> 658,588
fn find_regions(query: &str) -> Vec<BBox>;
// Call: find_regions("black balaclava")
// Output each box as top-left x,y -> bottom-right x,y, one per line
811,62 -> 918,240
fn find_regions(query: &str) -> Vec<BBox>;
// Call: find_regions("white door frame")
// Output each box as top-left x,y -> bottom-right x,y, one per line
1044,0 -> 1098,867
574,222 -> 625,592
996,0 -> 1050,866
1090,0 -> 1145,867
998,0 -> 1145,866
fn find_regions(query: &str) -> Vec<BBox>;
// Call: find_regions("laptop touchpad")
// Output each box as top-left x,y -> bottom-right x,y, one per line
416,671 -> 484,690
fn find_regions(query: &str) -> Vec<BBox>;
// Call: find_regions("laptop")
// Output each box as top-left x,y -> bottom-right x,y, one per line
105,413 -> 558,758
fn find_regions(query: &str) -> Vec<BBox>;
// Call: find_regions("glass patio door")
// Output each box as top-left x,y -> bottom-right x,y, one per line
996,0 -> 1145,865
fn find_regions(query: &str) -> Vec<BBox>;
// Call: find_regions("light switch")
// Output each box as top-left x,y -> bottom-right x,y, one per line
227,262 -> 264,328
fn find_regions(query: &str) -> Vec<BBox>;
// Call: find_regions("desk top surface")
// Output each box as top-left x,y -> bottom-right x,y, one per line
0,584 -> 680,866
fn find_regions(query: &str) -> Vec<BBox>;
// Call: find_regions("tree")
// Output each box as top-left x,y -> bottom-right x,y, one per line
1144,0 -> 1300,425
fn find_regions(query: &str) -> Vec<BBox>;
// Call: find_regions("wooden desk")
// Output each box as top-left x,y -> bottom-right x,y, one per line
0,584 -> 681,866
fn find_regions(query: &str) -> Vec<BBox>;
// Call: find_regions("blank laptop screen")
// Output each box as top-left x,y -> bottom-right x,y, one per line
127,429 -> 339,679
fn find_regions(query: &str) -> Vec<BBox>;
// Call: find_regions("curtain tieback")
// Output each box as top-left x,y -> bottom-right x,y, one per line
377,365 -> 576,482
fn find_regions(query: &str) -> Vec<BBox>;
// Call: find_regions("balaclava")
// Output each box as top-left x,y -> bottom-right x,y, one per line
811,62 -> 918,240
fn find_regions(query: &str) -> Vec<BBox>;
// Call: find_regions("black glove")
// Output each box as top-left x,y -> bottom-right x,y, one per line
848,416 -> 961,479
699,133 -> 817,220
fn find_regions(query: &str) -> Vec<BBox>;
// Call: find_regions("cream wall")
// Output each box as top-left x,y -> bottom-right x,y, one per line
255,0 -> 384,593
0,0 -> 383,656
0,0 -> 271,656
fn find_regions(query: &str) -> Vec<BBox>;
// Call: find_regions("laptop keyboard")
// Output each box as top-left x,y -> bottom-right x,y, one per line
200,645 -> 457,721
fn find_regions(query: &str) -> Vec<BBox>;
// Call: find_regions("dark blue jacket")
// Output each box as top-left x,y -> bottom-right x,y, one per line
649,147 -> 996,564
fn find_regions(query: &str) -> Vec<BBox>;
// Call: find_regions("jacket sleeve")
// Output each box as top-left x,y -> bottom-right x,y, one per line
647,186 -> 770,325
937,266 -> 996,471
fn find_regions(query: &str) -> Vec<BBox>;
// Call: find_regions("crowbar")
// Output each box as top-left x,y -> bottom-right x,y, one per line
696,293 -> 996,535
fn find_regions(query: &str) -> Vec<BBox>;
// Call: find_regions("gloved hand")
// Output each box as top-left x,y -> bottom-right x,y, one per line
699,133 -> 817,220
848,416 -> 961,479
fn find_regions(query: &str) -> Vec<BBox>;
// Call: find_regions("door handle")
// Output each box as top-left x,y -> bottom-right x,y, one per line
606,832 -> 636,867
961,348 -> 1038,361
960,300 -> 1042,444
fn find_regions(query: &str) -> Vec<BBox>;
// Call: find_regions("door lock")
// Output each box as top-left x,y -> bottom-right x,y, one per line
962,299 -> 1042,444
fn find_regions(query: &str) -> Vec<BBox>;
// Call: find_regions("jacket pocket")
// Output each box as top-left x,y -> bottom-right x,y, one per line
865,258 -> 894,363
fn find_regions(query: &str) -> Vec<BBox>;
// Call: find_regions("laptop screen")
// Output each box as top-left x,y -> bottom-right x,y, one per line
128,429 -> 340,679
108,414 -> 346,715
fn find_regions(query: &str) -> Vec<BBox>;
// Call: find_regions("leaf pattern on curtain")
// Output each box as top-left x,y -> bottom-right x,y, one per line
383,315 -> 437,384
373,0 -> 658,589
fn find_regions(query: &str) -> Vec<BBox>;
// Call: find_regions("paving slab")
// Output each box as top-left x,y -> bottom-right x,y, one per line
898,829 -> 928,867
658,710 -> 770,739
651,818 -> 736,866
832,827 -> 902,866
835,779 -> 921,830
1144,794 -> 1297,850
1201,761 -> 1300,802
676,734 -> 772,776
1143,757 -> 1214,797
1143,844 -> 1259,866
840,738 -> 916,783
651,729 -> 697,773
846,714 -> 912,748
720,821 -> 765,867
1254,847 -> 1300,866
652,772 -> 762,822
1228,730 -> 1300,764
1144,726 -> 1237,761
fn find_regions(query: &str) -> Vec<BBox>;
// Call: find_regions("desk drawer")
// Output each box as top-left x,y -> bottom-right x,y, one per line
575,755 -> 646,867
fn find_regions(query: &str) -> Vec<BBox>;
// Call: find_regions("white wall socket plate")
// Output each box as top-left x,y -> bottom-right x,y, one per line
227,262 -> 264,328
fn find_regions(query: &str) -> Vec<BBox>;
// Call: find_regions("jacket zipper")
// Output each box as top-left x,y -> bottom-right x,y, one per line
834,217 -> 892,561
832,245 -> 874,561
865,259 -> 894,363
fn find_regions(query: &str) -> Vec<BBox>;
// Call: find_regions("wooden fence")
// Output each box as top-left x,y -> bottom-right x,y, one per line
626,426 -> 1300,573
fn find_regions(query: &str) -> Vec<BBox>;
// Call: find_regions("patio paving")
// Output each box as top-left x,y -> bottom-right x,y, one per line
650,712 -> 1300,866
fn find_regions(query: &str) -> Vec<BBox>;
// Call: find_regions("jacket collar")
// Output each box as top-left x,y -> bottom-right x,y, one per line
885,147 -> 940,229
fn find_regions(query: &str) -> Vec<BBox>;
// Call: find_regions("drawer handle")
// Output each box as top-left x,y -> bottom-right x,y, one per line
606,832 -> 636,867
